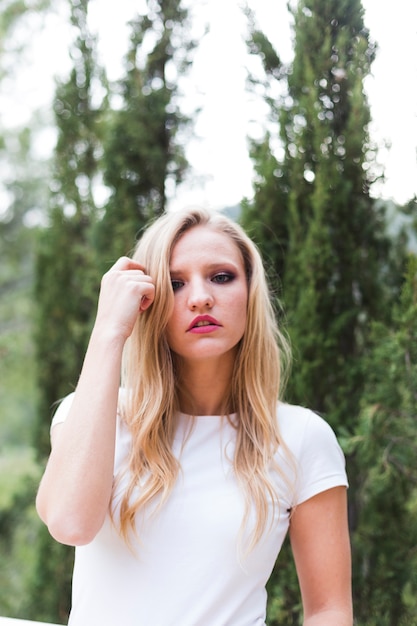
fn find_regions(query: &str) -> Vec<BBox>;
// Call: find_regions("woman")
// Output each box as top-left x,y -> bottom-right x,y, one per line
36,206 -> 352,625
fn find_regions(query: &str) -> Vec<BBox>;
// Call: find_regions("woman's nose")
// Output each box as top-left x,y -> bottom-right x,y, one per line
187,280 -> 214,309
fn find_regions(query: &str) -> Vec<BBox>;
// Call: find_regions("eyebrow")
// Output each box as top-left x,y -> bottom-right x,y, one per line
169,261 -> 240,276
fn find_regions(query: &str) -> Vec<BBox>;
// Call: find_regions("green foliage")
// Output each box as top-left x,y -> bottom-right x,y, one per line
242,1 -> 411,624
25,527 -> 74,624
243,2 -> 392,432
33,0 -> 105,459
347,256 -> 417,624
28,1 -> 105,620
241,135 -> 289,280
52,1 -> 108,210
95,0 -> 193,268
0,448 -> 42,618
0,122 -> 51,447
33,207 -> 100,457
0,281 -> 38,446
27,1 -> 194,622
266,539 -> 302,625
0,448 -> 40,509
0,134 -> 48,625
0,7 -> 53,615
0,0 -> 52,65
280,0 -> 390,426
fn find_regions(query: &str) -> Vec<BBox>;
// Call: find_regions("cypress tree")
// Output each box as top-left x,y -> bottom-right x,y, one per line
30,1 -> 106,620
33,0 -> 106,457
241,9 -> 289,280
279,0 -> 390,426
244,1 -> 391,424
348,255 -> 417,624
94,0 -> 193,269
30,1 -> 194,620
242,2 -> 395,623
241,135 -> 289,281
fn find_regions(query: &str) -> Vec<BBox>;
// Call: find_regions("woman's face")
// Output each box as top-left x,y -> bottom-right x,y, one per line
165,225 -> 248,364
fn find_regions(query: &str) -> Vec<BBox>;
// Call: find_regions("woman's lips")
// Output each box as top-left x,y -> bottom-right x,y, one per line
187,315 -> 221,333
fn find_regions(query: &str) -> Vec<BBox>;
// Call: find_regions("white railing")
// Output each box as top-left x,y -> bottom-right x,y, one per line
0,619 -> 61,625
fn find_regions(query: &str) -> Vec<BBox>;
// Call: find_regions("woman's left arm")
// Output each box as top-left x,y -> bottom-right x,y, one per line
289,486 -> 353,626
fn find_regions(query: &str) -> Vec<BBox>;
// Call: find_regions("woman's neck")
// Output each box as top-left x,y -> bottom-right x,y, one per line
176,354 -> 235,416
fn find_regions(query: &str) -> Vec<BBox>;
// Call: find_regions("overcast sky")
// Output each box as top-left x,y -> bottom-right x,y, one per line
1,0 -> 416,212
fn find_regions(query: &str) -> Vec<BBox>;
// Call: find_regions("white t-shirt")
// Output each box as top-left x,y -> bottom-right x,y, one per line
51,393 -> 348,626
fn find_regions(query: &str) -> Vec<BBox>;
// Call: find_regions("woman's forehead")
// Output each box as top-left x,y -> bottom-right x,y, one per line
170,225 -> 243,265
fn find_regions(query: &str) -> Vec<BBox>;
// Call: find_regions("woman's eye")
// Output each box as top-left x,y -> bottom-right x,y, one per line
171,280 -> 184,291
212,273 -> 234,284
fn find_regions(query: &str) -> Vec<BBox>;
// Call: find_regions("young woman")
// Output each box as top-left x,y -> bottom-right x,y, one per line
36,206 -> 352,625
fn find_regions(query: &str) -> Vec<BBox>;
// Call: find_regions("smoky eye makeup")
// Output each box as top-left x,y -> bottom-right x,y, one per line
170,279 -> 184,291
211,272 -> 235,284
169,262 -> 239,290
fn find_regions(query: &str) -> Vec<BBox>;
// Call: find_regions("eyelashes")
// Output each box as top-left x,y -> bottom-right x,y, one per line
211,272 -> 235,284
171,280 -> 184,291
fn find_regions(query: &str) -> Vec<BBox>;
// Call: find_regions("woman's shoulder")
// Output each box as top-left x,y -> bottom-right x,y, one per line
276,402 -> 348,504
276,402 -> 319,435
50,391 -> 76,429
276,402 -> 343,456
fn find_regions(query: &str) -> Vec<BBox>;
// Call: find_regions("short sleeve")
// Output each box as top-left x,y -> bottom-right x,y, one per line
294,410 -> 348,506
50,392 -> 75,431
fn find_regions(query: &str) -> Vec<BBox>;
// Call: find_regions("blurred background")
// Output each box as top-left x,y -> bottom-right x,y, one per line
0,0 -> 416,624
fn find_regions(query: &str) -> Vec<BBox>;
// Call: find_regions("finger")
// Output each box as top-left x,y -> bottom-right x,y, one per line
110,257 -> 147,273
139,285 -> 155,312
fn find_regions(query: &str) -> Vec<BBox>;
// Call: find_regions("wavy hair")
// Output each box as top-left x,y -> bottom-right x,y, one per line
116,206 -> 292,548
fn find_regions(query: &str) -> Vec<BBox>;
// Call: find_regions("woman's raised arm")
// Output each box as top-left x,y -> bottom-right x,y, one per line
36,257 -> 155,546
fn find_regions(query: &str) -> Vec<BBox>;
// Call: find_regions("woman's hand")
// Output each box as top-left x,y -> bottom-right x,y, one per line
95,257 -> 155,341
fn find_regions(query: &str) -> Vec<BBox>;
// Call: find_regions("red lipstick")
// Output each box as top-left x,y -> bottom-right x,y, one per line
187,315 -> 221,334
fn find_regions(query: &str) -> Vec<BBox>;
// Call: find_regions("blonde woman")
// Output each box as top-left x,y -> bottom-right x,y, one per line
36,207 -> 352,625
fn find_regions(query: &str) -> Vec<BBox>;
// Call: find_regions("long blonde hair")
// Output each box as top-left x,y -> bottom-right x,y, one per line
117,206 -> 292,548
